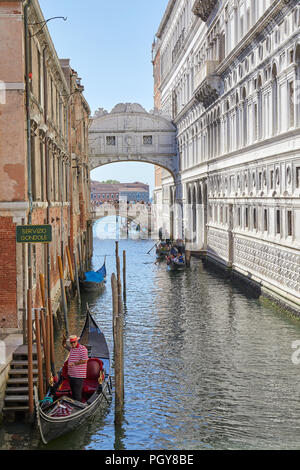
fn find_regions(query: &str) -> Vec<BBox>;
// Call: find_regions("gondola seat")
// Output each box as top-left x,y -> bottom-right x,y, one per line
55,361 -> 72,398
55,358 -> 104,398
83,358 -> 104,396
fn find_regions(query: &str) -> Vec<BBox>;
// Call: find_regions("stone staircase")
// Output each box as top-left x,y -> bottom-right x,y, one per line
2,344 -> 39,417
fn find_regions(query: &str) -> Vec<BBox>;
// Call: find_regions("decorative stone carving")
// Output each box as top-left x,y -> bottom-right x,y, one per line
192,0 -> 218,22
208,228 -> 229,262
94,108 -> 108,118
234,237 -> 300,296
194,78 -> 222,108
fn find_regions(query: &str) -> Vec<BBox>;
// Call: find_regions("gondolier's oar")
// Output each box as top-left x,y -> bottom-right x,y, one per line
147,241 -> 158,255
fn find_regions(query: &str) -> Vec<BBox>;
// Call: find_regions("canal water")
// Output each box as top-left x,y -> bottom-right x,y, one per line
1,231 -> 300,450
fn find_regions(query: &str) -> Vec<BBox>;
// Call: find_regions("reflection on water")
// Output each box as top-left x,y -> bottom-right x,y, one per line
1,238 -> 300,450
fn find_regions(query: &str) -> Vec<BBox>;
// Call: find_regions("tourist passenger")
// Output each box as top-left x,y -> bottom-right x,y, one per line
62,334 -> 88,402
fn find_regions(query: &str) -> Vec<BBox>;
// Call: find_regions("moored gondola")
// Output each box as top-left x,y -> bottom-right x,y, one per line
79,257 -> 106,292
34,305 -> 111,444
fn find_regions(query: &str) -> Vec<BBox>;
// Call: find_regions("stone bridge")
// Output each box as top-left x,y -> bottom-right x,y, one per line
91,202 -> 154,233
88,103 -> 178,178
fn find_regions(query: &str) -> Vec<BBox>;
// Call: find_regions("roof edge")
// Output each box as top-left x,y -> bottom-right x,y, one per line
156,0 -> 177,39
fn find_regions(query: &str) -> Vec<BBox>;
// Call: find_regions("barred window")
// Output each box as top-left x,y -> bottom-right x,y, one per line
106,136 -> 116,146
143,136 -> 153,145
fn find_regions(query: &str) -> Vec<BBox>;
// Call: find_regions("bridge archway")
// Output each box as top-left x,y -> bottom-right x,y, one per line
89,103 -> 178,178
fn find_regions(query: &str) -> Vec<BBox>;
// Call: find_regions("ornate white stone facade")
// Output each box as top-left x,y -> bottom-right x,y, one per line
153,0 -> 300,310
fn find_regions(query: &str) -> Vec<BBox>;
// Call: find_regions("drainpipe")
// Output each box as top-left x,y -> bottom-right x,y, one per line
43,47 -> 52,300
24,0 -> 32,283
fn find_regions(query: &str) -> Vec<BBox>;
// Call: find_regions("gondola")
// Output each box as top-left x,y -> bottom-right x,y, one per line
79,257 -> 106,292
166,255 -> 186,271
35,305 -> 111,445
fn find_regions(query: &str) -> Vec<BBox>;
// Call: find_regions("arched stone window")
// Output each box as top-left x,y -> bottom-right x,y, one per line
242,87 -> 247,146
271,63 -> 278,135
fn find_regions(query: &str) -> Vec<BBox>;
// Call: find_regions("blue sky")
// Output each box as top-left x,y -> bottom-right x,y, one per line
39,0 -> 169,194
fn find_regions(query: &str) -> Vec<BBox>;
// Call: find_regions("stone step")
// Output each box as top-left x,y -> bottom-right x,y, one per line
3,406 -> 29,412
5,395 -> 29,403
7,377 -> 38,385
13,344 -> 38,356
9,368 -> 39,376
6,387 -> 29,394
11,360 -> 38,367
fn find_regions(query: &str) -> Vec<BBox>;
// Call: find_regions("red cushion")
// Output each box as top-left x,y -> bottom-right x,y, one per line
82,379 -> 98,395
56,378 -> 72,397
86,358 -> 103,380
61,360 -> 69,379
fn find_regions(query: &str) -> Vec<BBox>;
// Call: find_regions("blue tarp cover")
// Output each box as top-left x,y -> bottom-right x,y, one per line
84,263 -> 106,283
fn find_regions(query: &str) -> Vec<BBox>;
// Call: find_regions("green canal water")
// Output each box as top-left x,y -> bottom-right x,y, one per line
1,235 -> 300,450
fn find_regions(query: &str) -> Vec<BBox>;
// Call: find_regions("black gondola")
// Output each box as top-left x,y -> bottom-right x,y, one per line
34,305 -> 111,444
79,257 -> 106,292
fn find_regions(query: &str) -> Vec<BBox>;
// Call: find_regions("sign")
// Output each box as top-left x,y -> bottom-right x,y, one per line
16,225 -> 52,243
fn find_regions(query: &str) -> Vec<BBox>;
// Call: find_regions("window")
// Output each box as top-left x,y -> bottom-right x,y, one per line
296,167 -> 300,188
37,49 -> 42,104
253,208 -> 257,230
106,136 -> 116,145
40,142 -> 45,201
254,103 -> 258,141
258,171 -> 262,190
289,81 -> 295,128
287,210 -> 293,236
270,170 -> 274,189
237,207 -> 241,227
143,136 -> 153,145
245,207 -> 249,228
276,209 -> 281,234
264,209 -> 268,232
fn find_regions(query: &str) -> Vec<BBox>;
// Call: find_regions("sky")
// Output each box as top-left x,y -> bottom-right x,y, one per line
39,0 -> 170,195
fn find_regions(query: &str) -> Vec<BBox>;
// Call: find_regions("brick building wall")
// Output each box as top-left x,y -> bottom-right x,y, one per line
0,0 -> 92,333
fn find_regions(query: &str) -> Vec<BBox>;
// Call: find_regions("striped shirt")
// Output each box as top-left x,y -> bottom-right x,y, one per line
67,344 -> 88,378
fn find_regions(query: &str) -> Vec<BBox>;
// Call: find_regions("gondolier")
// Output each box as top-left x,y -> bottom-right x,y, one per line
63,335 -> 88,402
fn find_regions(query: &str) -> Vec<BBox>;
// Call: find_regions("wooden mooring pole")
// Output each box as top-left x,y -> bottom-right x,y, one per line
111,273 -> 118,344
48,296 -> 55,376
57,255 -> 69,336
74,249 -> 81,304
111,272 -> 124,424
34,309 -> 44,400
123,250 -> 126,302
39,274 -> 51,385
116,255 -> 123,315
66,245 -> 74,283
27,268 -> 33,416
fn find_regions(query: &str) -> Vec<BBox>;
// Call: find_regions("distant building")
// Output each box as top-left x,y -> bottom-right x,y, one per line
91,181 -> 149,204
